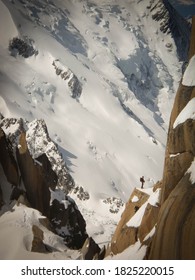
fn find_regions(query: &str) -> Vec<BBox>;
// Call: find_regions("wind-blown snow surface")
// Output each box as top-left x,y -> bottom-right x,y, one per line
0,0 -> 183,254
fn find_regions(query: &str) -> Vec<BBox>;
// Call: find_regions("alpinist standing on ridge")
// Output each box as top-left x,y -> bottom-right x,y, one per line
140,176 -> 145,189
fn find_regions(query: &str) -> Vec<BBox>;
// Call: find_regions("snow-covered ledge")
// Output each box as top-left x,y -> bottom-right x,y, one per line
173,97 -> 195,129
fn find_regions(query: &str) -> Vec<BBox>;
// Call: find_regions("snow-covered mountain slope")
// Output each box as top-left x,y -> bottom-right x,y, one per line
0,0 -> 190,252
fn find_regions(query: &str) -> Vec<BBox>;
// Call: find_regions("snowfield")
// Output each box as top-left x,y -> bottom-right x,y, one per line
0,0 -> 185,258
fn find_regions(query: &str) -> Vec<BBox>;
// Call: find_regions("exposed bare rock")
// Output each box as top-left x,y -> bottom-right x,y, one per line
31,225 -> 47,253
150,0 -> 190,61
70,185 -> 90,201
16,194 -> 31,207
1,118 -> 74,194
52,59 -> 82,99
0,128 -> 19,186
102,197 -> 124,214
9,36 -> 38,58
106,180 -> 162,258
0,118 -> 26,149
10,186 -> 25,201
138,203 -> 159,243
107,188 -> 151,255
161,17 -> 195,203
50,197 -> 88,249
162,149 -> 194,202
26,119 -> 74,193
97,246 -> 106,260
80,237 -> 101,260
1,117 -> 88,251
149,174 -> 195,259
16,132 -> 57,217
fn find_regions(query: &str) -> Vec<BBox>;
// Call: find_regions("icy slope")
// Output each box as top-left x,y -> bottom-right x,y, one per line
0,0 -> 187,246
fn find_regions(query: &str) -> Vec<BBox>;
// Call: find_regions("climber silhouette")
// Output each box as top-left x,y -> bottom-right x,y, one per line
140,176 -> 145,189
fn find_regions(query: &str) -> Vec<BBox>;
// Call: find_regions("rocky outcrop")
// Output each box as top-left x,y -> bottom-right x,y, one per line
106,182 -> 161,256
52,59 -> 82,99
50,197 -> 88,249
80,237 -> 101,260
138,202 -> 159,243
161,120 -> 195,202
148,173 -> 195,259
9,36 -> 38,58
31,225 -> 47,253
0,128 -> 19,186
148,16 -> 195,260
102,197 -> 124,214
150,0 -> 190,61
26,119 -> 74,192
16,132 -> 57,217
70,185 -> 90,201
0,117 -> 89,251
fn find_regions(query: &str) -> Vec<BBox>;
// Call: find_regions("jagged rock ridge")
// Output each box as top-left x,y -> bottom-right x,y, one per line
52,59 -> 82,99
0,117 -> 88,250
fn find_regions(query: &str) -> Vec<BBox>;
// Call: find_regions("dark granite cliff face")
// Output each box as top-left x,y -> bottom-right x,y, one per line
0,127 -> 19,187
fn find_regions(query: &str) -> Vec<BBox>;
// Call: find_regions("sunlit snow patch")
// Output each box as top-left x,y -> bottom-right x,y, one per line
186,159 -> 195,184
127,188 -> 161,228
173,98 -> 195,129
